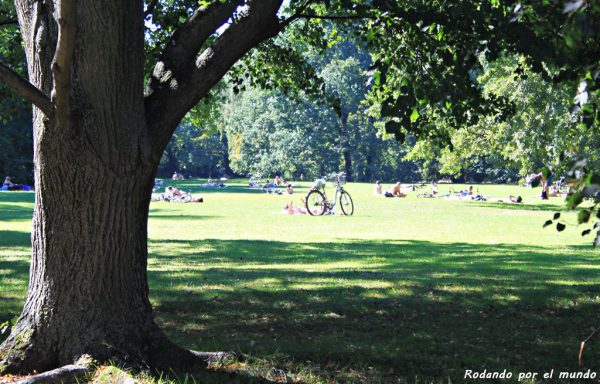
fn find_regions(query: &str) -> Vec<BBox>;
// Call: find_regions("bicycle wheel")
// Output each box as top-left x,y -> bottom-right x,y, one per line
305,190 -> 326,216
339,190 -> 354,216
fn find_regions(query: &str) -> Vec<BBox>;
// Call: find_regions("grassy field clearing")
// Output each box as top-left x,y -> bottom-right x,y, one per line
1,180 -> 600,383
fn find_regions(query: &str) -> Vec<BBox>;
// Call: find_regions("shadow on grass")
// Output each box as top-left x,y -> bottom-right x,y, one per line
0,205 -> 33,222
0,230 -> 30,247
148,239 -> 600,382
468,201 -> 569,212
3,236 -> 600,382
0,192 -> 35,204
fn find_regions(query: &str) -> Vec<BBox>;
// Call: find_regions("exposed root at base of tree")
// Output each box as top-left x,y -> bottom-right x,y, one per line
2,350 -> 296,384
1,329 -> 293,383
13,363 -> 90,384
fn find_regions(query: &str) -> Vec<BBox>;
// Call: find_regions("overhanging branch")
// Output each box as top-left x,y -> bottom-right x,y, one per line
0,60 -> 54,116
296,13 -> 373,21
51,0 -> 76,123
145,0 -> 284,157
145,0 -> 242,98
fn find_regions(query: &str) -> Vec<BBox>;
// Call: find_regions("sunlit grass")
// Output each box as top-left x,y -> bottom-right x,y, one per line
1,181 -> 600,383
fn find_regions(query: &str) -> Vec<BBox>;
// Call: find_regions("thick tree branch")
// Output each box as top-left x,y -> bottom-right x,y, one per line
145,0 -> 242,98
0,60 -> 54,116
295,13 -> 373,21
51,0 -> 76,123
145,0 -> 284,157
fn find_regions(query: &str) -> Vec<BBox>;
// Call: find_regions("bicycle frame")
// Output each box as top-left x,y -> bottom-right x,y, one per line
317,174 -> 345,211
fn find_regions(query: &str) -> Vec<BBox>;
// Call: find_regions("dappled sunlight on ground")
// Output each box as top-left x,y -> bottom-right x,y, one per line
2,182 -> 600,382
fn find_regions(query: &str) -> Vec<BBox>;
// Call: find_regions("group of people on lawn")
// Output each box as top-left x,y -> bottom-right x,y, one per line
374,180 -> 435,198
261,175 -> 295,194
374,179 -> 523,203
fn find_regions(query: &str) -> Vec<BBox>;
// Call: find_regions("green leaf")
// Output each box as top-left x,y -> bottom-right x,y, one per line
578,210 -> 591,224
567,192 -> 584,209
410,108 -> 420,123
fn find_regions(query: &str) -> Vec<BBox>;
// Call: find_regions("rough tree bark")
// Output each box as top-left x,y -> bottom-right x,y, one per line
0,0 -> 284,374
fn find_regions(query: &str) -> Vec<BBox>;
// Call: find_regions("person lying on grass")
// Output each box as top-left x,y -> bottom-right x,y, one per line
165,186 -> 203,203
283,201 -> 308,215
495,195 -> 523,204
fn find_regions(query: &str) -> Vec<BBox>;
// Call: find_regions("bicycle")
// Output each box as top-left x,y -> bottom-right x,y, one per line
305,172 -> 354,216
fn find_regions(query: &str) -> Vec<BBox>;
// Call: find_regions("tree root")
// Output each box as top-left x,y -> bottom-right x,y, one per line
189,350 -> 237,367
14,363 -> 90,384
3,350 -> 293,384
1,332 -> 286,383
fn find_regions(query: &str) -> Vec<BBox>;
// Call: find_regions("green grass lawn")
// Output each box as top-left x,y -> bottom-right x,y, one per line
2,180 -> 600,383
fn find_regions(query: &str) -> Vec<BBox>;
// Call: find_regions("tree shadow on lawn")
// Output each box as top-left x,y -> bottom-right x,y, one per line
0,230 -> 30,341
0,204 -> 34,222
2,235 -> 599,381
468,201 -> 571,212
148,239 -> 600,382
0,230 -> 30,248
0,192 -> 35,205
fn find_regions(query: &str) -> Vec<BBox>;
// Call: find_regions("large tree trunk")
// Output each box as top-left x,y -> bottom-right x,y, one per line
0,0 -> 182,373
0,0 -> 284,374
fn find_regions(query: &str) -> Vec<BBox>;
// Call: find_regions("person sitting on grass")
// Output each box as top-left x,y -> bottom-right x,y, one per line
3,176 -> 15,188
286,184 -> 294,194
385,182 -> 406,198
165,186 -> 183,199
547,184 -> 562,197
1,176 -> 29,191
374,180 -> 382,195
431,181 -> 439,195
262,179 -> 275,189
392,182 -> 406,197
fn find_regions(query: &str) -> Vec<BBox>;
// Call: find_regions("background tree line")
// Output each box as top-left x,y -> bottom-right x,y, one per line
2,16 -> 597,185
152,35 -> 595,184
